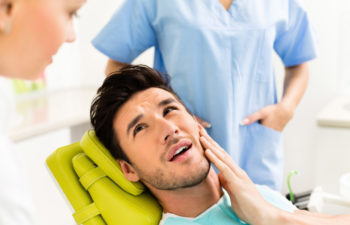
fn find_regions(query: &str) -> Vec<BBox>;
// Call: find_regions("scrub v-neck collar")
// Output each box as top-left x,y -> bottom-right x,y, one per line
204,0 -> 241,26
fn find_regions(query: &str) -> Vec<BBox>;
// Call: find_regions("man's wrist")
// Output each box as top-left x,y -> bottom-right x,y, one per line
262,209 -> 292,225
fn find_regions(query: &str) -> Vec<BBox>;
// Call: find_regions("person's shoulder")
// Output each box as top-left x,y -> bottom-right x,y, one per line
123,0 -> 157,10
255,185 -> 297,213
159,212 -> 195,225
259,0 -> 306,13
255,184 -> 285,201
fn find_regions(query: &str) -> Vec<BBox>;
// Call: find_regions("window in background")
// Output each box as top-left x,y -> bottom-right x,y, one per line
45,17 -> 81,92
337,1 -> 350,95
45,40 -> 81,91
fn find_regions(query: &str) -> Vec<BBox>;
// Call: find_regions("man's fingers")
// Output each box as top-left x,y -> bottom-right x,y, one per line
200,135 -> 241,173
198,125 -> 245,175
200,136 -> 227,162
205,149 -> 236,179
199,126 -> 222,150
199,126 -> 241,171
199,134 -> 220,153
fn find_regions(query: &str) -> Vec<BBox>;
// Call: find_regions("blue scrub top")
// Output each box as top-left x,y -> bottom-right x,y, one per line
93,0 -> 318,190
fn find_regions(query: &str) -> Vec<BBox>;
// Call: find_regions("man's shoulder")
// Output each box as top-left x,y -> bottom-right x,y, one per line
158,213 -> 194,225
158,191 -> 245,225
255,184 -> 296,213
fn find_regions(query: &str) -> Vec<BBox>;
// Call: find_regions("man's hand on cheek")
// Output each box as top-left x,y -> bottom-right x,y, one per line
198,126 -> 280,225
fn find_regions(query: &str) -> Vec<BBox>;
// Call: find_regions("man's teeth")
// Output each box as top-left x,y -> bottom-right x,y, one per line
174,146 -> 189,157
174,147 -> 186,156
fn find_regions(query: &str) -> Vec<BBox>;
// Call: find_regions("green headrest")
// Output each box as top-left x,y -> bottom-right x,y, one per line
80,130 -> 144,196
72,153 -> 161,225
46,130 -> 162,225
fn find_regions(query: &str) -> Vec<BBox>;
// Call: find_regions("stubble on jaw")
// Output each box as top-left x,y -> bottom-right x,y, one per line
135,154 -> 211,191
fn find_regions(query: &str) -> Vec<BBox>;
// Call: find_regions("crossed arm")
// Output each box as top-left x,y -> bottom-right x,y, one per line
198,125 -> 350,225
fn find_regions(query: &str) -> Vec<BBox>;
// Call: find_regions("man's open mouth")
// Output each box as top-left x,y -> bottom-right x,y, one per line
168,143 -> 192,161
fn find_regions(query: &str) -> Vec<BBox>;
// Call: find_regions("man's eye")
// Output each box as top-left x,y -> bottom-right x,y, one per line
133,124 -> 147,136
163,106 -> 178,116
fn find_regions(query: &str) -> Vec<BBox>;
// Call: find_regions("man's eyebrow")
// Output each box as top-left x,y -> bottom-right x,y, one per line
158,98 -> 175,107
127,114 -> 143,136
126,98 -> 175,136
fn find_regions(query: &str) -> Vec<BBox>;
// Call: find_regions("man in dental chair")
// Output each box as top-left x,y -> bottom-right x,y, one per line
90,65 -> 349,225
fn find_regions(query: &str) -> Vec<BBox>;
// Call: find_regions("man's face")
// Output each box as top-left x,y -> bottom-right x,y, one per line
114,88 -> 210,190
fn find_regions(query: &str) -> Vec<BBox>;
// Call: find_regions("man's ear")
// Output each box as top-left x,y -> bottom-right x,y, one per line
117,159 -> 140,182
0,0 -> 13,34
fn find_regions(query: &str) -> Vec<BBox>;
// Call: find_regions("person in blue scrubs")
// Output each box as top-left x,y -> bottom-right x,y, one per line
92,0 -> 318,190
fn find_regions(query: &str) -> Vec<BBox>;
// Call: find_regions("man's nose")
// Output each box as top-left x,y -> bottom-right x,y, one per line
158,118 -> 179,145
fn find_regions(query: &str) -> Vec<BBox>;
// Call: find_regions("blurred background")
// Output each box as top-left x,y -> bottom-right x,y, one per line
3,0 -> 350,224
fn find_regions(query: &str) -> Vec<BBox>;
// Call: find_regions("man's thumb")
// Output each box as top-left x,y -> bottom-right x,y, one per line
218,172 -> 231,193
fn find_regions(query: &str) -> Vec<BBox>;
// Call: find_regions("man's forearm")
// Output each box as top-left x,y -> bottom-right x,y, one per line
280,63 -> 309,113
270,210 -> 350,225
105,59 -> 129,76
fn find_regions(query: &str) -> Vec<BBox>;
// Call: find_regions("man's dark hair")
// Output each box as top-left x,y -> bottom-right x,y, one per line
90,65 -> 184,163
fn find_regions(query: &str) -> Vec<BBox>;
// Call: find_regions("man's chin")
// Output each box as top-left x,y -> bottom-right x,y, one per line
183,161 -> 211,189
145,159 -> 211,191
173,158 -> 211,190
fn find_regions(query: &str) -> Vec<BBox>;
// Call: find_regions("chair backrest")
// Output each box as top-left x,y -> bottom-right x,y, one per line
46,130 -> 162,225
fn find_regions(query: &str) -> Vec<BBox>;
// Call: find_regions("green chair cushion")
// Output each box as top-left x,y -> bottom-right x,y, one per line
72,153 -> 162,225
80,130 -> 144,196
46,130 -> 162,225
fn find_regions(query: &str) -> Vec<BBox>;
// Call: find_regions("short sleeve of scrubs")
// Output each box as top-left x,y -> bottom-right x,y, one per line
274,0 -> 318,66
92,0 -> 156,63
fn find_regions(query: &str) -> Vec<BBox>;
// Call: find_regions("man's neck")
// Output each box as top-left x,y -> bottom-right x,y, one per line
150,168 -> 222,218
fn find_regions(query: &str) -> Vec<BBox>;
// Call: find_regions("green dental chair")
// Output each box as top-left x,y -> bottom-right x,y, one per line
46,130 -> 162,225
